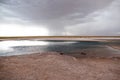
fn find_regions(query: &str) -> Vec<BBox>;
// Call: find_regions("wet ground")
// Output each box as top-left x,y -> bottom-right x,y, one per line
0,40 -> 120,57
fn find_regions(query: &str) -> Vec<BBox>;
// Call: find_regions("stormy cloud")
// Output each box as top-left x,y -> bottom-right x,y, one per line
0,0 -> 120,36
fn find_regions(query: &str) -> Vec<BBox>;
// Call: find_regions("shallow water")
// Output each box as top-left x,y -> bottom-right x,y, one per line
0,40 -> 119,56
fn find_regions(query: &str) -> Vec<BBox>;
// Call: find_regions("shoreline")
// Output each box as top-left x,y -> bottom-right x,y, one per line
0,37 -> 120,41
108,45 -> 120,50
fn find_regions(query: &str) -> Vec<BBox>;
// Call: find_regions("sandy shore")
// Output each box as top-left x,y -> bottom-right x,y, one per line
0,52 -> 120,80
108,45 -> 120,50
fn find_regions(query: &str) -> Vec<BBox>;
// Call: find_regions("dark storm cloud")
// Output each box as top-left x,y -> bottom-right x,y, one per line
0,0 -> 120,36
0,0 -> 113,21
66,0 -> 120,36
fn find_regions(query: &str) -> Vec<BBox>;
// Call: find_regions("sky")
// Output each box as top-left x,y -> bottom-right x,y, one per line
0,0 -> 120,36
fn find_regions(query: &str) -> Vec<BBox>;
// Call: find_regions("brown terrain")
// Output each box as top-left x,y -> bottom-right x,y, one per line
0,37 -> 120,80
0,52 -> 120,80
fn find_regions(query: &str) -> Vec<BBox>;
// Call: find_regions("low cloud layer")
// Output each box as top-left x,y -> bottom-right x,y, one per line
0,0 -> 120,36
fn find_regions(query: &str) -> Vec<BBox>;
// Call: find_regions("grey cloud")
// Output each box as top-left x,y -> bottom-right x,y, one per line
66,0 -> 120,36
0,0 -> 113,22
0,0 -> 119,36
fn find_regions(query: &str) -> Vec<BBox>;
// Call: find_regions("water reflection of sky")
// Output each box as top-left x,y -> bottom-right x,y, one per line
0,40 -> 119,56
0,40 -> 101,56
0,40 -> 48,55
